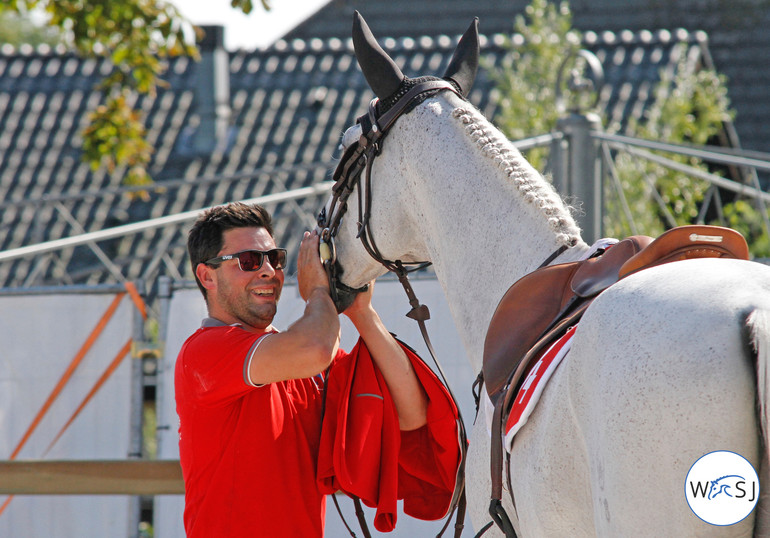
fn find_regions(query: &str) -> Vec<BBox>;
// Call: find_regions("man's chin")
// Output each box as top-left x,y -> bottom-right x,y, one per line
251,304 -> 277,327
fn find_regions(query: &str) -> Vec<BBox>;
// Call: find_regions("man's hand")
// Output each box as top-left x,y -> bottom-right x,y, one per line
341,278 -> 375,323
297,230 -> 331,302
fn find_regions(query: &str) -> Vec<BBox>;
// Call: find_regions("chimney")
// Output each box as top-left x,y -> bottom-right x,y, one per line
192,25 -> 231,154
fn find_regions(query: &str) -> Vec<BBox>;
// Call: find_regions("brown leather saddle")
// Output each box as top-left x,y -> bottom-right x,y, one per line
483,224 -> 749,401
481,225 -> 750,534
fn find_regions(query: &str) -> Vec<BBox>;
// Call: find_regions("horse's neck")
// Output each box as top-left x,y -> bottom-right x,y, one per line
429,211 -> 587,372
395,99 -> 589,371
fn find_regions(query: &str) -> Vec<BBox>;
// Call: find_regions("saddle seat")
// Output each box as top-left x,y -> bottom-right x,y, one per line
482,225 -> 750,401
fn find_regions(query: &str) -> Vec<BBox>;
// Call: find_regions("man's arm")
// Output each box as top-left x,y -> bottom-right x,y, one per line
344,283 -> 429,431
248,230 -> 340,385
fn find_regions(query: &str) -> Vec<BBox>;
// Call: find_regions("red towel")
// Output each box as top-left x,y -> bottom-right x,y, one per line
317,338 -> 463,532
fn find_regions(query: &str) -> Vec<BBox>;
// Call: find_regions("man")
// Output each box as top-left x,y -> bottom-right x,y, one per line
175,201 -> 431,537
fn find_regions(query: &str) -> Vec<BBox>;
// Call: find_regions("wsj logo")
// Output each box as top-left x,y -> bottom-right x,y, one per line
685,451 -> 760,526
689,474 -> 756,502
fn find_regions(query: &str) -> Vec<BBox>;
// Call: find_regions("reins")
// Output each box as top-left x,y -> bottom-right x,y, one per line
318,79 -> 469,538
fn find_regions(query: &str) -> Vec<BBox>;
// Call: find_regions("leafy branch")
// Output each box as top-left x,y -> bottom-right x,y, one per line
0,0 -> 268,188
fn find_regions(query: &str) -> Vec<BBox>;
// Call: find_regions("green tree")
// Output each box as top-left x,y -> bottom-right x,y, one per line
0,10 -> 62,46
721,200 -> 770,255
0,0 -> 268,188
490,0 -> 767,255
488,0 -> 581,171
607,57 -> 735,239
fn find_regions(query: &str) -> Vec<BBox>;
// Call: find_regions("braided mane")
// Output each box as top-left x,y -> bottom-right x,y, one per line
452,106 -> 581,247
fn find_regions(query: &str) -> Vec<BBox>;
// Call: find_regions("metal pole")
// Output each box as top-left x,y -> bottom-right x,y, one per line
154,276 -> 173,460
557,112 -> 603,243
128,279 -> 146,538
0,182 -> 334,263
549,131 -> 567,195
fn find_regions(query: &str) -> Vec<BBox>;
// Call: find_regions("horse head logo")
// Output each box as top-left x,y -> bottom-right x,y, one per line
707,475 -> 746,500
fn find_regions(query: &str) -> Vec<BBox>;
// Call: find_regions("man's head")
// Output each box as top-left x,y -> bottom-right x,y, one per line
188,202 -> 284,329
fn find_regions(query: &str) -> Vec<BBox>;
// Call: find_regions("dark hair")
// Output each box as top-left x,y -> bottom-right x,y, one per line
187,202 -> 274,297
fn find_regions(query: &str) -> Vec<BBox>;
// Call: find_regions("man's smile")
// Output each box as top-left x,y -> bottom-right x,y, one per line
250,283 -> 280,299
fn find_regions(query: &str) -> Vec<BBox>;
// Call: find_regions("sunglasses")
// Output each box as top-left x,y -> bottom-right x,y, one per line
204,248 -> 288,271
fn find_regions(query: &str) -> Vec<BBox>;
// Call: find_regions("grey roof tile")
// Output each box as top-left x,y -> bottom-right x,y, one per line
0,22 -> 737,291
293,0 -> 770,154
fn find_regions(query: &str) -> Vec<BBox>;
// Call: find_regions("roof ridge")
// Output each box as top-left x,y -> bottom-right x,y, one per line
0,26 -> 709,60
583,28 -> 709,46
0,42 -> 72,57
258,26 -> 708,56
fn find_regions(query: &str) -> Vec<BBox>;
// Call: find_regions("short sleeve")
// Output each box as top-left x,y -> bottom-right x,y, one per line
178,326 -> 271,406
244,332 -> 274,387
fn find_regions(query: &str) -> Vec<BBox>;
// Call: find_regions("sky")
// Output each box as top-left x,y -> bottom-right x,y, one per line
172,0 -> 331,50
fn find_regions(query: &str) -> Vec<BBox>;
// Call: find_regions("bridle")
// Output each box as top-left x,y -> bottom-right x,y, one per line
317,78 -> 470,537
317,78 -> 462,312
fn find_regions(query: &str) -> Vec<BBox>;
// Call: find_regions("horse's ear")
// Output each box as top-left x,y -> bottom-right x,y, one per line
352,11 -> 405,100
443,18 -> 480,97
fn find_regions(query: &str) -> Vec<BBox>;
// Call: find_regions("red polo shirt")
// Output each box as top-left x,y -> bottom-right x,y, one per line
175,320 -> 338,537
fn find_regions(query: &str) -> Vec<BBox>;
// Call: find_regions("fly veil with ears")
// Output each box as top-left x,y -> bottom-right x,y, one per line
318,10 -> 479,314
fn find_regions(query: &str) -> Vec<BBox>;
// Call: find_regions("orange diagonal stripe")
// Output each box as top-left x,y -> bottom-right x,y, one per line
8,292 -> 126,461
123,281 -> 147,320
42,338 -> 133,457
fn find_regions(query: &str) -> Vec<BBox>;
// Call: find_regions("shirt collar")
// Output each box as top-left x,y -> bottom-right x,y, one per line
200,317 -> 278,333
201,317 -> 239,328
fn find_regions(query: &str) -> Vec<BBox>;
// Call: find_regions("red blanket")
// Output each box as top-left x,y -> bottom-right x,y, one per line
317,338 -> 463,532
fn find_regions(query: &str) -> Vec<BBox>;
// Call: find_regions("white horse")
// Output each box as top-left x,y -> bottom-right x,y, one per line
323,13 -> 770,536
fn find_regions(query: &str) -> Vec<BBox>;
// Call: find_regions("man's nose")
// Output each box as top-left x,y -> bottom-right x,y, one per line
258,257 -> 278,277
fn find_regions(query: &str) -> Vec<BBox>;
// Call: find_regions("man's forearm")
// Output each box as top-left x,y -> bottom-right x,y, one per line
286,287 -> 340,360
250,287 -> 340,384
350,307 -> 428,430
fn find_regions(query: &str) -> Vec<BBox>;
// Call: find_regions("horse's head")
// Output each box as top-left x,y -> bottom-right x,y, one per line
318,11 -> 480,312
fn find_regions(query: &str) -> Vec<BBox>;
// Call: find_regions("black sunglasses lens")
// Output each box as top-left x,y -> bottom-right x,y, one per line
236,250 -> 286,271
237,251 -> 264,271
267,249 -> 286,269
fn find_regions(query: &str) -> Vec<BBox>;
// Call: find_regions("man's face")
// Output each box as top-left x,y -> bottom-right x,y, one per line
205,226 -> 285,330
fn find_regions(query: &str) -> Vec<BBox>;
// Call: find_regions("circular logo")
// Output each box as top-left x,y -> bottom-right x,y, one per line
685,450 -> 760,526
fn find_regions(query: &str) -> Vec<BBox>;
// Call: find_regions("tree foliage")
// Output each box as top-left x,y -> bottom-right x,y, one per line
608,58 -> 735,238
0,10 -> 62,46
0,1 -> 267,188
488,0 -> 581,171
490,0 -> 768,255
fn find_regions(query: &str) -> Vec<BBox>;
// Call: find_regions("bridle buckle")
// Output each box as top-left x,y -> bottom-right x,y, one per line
319,228 -> 336,267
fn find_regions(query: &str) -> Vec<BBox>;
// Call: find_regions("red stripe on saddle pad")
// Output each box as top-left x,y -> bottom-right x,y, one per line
504,325 -> 577,452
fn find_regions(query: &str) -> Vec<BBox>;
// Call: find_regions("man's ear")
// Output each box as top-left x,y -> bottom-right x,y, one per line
195,263 -> 217,291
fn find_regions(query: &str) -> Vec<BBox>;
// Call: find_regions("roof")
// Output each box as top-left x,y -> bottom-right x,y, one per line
287,0 -> 770,156
0,24 -> 719,291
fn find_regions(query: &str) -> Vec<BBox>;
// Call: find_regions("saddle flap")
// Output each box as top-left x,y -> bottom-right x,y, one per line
571,236 -> 653,297
618,225 -> 750,278
482,262 -> 579,397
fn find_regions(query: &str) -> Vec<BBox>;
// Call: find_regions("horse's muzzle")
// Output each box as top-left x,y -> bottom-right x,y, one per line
329,262 -> 368,313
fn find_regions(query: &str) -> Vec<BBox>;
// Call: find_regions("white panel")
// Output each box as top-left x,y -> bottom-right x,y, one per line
0,292 -> 135,538
156,277 -> 478,537
154,286 -> 206,538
